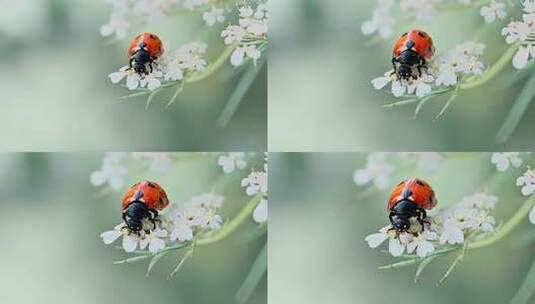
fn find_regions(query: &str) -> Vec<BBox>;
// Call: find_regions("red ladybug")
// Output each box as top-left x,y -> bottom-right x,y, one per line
121,181 -> 170,232
387,178 -> 437,232
128,33 -> 164,75
392,29 -> 435,80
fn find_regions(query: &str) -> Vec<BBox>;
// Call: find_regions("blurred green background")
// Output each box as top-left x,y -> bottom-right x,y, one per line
269,0 -> 535,151
0,0 -> 266,151
270,153 -> 534,303
0,153 -> 266,304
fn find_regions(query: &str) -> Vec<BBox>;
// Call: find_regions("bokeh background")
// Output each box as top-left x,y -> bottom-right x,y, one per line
270,153 -> 534,303
269,0 -> 535,151
0,0 -> 266,151
0,153 -> 266,304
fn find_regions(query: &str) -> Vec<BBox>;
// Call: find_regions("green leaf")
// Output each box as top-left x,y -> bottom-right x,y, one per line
511,260 -> 535,304
113,254 -> 151,264
413,96 -> 432,119
414,255 -> 437,283
435,85 -> 460,119
216,56 -> 266,128
438,242 -> 467,285
378,258 -> 419,270
236,243 -> 267,304
496,71 -> 535,143
168,244 -> 196,279
146,251 -> 169,277
166,82 -> 185,108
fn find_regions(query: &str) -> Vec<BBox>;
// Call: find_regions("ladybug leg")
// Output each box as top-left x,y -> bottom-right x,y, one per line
391,58 -> 399,77
129,57 -> 135,70
416,208 -> 430,228
148,208 -> 161,228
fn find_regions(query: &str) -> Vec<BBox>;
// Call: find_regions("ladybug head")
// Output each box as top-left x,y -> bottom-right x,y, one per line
132,48 -> 151,74
397,64 -> 413,80
391,215 -> 411,231
123,201 -> 150,232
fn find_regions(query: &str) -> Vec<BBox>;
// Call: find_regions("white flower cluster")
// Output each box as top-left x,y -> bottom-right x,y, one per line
372,41 -> 486,98
108,41 -> 207,91
218,152 -> 247,173
502,0 -> 535,69
100,0 -> 180,40
91,153 -> 173,190
491,152 -> 523,172
100,193 -> 224,253
221,4 -> 268,66
362,0 -> 506,40
353,152 -> 443,190
366,192 -> 497,257
242,161 -> 268,223
516,167 -> 535,225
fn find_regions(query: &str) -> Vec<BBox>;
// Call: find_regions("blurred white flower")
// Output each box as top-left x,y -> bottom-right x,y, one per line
530,206 -> 535,224
480,1 -> 506,23
132,152 -> 172,174
218,152 -> 247,173
491,152 -> 523,172
353,153 -> 393,190
100,12 -> 129,40
402,152 -> 443,173
183,0 -> 209,10
253,199 -> 268,223
242,170 -> 268,196
203,6 -> 225,26
459,192 -> 498,210
517,169 -> 535,196
400,0 -> 437,23
90,152 -> 127,190
361,0 -> 396,39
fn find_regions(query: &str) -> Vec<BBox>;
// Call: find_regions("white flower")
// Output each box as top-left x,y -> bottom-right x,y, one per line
517,169 -> 535,196
230,45 -> 261,66
221,25 -> 247,44
400,0 -> 437,23
100,12 -> 129,40
361,0 -> 396,39
491,152 -> 523,172
108,67 -> 142,90
529,206 -> 535,224
90,152 -> 127,190
402,152 -> 443,173
186,193 -> 224,210
407,230 -> 436,257
169,216 -> 195,242
439,219 -> 465,245
253,199 -> 268,223
140,228 -> 168,253
459,192 -> 498,210
132,152 -> 172,174
203,6 -> 225,26
242,170 -> 268,196
365,226 -> 407,257
502,6 -> 535,69
353,153 -> 393,190
218,152 -> 247,173
371,70 -> 434,97
140,71 -> 163,91
100,223 -> 141,253
480,1 -> 506,23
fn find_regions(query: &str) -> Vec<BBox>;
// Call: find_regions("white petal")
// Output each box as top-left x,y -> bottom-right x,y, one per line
109,71 -> 126,84
391,80 -> 406,97
253,199 -> 268,223
364,233 -> 388,248
126,74 -> 140,90
529,206 -> 535,224
513,47 -> 530,70
122,235 -> 138,252
100,230 -> 122,244
90,171 -> 107,186
230,48 -> 245,66
371,76 -> 391,90
149,238 -> 165,253
416,241 -> 434,257
388,238 -> 404,257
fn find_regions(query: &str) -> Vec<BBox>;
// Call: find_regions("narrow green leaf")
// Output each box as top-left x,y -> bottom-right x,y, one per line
378,259 -> 419,270
511,260 -> 535,304
168,245 -> 195,279
435,86 -> 459,119
383,98 -> 419,108
414,255 -> 437,283
113,255 -> 151,264
438,242 -> 467,285
216,56 -> 266,128
236,243 -> 267,304
119,91 -> 151,100
166,82 -> 185,108
145,89 -> 161,109
146,251 -> 169,277
496,71 -> 535,143
413,96 -> 432,119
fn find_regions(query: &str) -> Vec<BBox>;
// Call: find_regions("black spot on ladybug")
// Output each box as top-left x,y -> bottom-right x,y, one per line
416,180 -> 425,186
150,34 -> 155,39
147,182 -> 156,188
401,32 -> 408,37
417,31 -> 426,38
397,181 -> 405,186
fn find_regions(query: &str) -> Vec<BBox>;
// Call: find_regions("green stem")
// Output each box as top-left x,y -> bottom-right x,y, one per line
186,43 -> 237,83
197,194 -> 263,245
460,44 -> 519,90
468,195 -> 535,249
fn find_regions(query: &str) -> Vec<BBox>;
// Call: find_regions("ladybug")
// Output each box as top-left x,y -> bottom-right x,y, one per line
128,33 -> 164,75
387,178 -> 437,232
121,181 -> 170,232
392,29 -> 435,80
